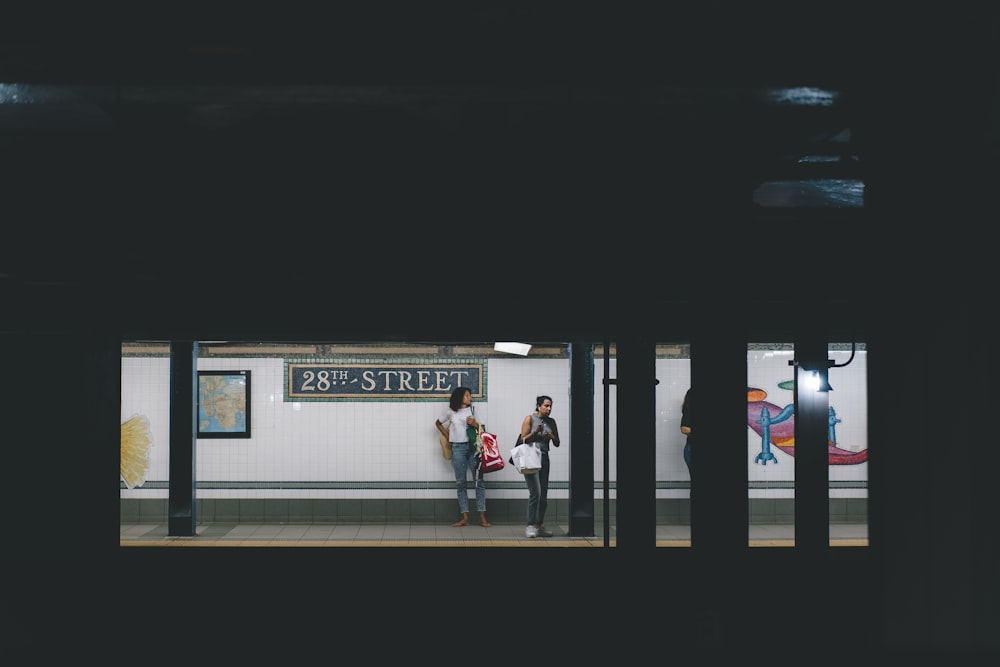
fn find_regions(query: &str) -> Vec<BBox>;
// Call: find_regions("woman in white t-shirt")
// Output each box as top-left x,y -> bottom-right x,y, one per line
435,386 -> 490,527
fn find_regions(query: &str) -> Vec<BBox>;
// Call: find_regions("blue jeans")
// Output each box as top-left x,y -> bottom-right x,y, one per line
524,451 -> 550,525
450,442 -> 486,513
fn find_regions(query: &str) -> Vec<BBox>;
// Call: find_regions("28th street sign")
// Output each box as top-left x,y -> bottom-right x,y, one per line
285,362 -> 484,401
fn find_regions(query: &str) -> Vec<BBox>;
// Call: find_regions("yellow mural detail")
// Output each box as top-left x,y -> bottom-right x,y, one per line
120,414 -> 152,489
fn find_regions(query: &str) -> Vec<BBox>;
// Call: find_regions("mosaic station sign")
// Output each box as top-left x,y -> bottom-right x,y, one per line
285,362 -> 485,401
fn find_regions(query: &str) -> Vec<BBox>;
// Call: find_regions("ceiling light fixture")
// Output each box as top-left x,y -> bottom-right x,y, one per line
494,342 -> 531,356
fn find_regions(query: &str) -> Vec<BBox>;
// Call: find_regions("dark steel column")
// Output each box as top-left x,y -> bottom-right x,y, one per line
689,308 -> 748,554
567,342 -> 595,537
793,322 -> 830,553
615,333 -> 657,550
168,341 -> 198,536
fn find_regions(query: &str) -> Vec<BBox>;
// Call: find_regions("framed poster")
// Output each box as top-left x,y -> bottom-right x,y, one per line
197,370 -> 251,438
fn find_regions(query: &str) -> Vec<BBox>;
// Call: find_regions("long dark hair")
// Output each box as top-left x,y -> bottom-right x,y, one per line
449,386 -> 471,411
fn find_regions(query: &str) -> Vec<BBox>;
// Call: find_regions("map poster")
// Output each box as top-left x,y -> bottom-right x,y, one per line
197,370 -> 251,438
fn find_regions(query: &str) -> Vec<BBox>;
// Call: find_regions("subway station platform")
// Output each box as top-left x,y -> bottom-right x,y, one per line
120,522 -> 869,547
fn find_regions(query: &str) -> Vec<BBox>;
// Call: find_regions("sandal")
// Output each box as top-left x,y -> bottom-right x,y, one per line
452,518 -> 469,527
480,519 -> 492,527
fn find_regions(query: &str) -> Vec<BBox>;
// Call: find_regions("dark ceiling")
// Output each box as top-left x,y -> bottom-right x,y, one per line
5,4 -> 874,85
1,4 -> 997,334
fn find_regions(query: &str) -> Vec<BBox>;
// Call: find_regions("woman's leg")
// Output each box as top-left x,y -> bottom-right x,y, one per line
474,478 -> 488,515
524,472 -> 541,526
451,443 -> 470,520
537,453 -> 550,525
473,472 -> 487,514
470,452 -> 489,524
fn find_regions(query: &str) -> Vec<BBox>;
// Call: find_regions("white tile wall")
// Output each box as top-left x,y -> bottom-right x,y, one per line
120,347 -> 868,502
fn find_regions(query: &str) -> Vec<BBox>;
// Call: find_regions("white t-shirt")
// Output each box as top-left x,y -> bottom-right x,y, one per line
440,406 -> 473,443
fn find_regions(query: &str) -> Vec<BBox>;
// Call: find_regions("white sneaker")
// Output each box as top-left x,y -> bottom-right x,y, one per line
536,525 -> 553,537
525,525 -> 537,538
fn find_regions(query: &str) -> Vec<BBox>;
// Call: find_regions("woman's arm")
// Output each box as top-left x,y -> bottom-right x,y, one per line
548,419 -> 560,447
520,414 -> 534,441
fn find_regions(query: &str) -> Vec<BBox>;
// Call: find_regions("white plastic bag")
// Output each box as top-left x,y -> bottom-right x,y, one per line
510,441 -> 542,474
